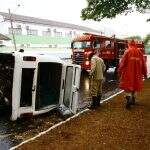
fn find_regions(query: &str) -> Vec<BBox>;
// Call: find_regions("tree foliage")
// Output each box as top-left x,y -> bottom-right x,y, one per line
147,18 -> 150,22
144,34 -> 150,46
81,0 -> 150,21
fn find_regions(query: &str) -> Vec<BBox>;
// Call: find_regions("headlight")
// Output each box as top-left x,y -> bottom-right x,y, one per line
85,61 -> 89,66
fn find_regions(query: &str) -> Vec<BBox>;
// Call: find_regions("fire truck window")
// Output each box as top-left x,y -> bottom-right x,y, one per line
105,40 -> 111,48
86,41 -> 91,47
93,40 -> 100,48
118,43 -> 126,56
73,41 -> 91,49
118,43 -> 126,50
111,42 -> 114,48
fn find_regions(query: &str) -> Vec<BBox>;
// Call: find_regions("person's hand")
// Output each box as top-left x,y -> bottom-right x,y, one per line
88,75 -> 91,79
144,75 -> 147,79
116,74 -> 121,80
89,74 -> 93,79
102,77 -> 106,83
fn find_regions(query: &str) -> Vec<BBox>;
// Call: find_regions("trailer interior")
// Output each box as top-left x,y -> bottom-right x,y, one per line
0,53 -> 14,111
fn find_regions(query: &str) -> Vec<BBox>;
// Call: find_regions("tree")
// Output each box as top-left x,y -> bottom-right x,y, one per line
81,0 -> 150,21
144,34 -> 150,46
147,18 -> 150,22
143,34 -> 150,54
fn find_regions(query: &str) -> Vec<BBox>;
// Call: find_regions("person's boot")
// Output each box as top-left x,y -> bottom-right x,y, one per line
125,96 -> 131,109
88,96 -> 97,109
130,96 -> 135,105
96,95 -> 101,107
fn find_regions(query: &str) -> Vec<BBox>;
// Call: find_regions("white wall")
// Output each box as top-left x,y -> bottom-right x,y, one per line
0,16 -> 101,48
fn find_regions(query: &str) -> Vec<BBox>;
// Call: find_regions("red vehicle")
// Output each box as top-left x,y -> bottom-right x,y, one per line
71,33 -> 145,72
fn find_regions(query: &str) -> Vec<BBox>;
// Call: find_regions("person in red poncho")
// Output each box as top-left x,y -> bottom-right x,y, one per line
118,39 -> 147,109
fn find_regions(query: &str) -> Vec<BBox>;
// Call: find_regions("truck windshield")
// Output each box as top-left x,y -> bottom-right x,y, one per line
72,41 -> 91,49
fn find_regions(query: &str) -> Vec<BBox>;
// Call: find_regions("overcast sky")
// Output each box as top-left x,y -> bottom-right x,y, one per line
1,0 -> 150,38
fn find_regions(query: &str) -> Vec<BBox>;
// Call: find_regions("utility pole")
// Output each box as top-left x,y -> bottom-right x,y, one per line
8,9 -> 17,51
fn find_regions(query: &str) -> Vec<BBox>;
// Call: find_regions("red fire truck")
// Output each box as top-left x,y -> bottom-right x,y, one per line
71,33 -> 145,72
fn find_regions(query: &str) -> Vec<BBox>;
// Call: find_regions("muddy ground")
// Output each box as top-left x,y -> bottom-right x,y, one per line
17,78 -> 150,150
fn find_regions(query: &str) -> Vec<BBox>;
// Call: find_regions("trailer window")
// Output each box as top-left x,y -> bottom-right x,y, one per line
20,68 -> 34,107
72,41 -> 91,49
63,66 -> 73,107
35,62 -> 62,110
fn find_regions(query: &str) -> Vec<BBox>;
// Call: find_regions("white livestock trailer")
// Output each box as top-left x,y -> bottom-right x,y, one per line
0,51 -> 81,121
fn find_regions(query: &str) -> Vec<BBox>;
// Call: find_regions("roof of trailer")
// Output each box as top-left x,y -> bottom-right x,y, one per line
14,51 -> 64,62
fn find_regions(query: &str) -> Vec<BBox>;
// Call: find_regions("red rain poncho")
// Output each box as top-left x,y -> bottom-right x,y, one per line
118,40 -> 147,92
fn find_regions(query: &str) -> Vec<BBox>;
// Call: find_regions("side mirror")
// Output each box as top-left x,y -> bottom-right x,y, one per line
71,42 -> 73,49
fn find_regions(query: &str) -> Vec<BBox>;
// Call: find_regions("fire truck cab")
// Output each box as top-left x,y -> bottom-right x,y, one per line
71,33 -> 128,71
0,51 -> 81,121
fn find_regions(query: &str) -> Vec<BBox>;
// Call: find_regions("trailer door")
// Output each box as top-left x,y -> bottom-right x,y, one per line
71,65 -> 81,113
59,64 -> 81,115
33,62 -> 62,114
11,55 -> 37,121
11,59 -> 63,120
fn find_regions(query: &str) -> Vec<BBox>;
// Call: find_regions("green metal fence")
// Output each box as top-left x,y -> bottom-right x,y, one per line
7,35 -> 72,45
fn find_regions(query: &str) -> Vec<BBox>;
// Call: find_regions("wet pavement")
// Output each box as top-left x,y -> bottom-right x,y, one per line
78,68 -> 120,110
0,109 -> 64,150
0,68 -> 120,150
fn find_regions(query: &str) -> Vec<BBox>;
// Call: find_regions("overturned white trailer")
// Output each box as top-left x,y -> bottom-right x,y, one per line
0,51 -> 81,121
